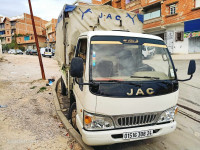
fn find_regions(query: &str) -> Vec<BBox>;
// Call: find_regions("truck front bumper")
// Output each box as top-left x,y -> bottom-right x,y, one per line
76,116 -> 176,146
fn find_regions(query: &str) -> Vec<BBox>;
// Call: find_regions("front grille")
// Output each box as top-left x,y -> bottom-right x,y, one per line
114,113 -> 160,128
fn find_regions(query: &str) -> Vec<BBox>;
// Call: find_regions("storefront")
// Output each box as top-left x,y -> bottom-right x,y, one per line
184,19 -> 200,53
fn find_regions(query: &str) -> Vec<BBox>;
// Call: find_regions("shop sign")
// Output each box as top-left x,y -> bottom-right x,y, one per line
184,31 -> 200,38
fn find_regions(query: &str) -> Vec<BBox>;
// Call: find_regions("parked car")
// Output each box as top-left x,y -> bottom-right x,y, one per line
142,45 -> 155,59
16,49 -> 23,55
8,49 -> 16,54
40,48 -> 45,56
52,49 -> 55,56
31,49 -> 38,55
26,49 -> 32,55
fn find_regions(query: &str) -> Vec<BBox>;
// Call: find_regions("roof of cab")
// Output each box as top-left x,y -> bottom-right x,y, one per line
80,31 -> 163,41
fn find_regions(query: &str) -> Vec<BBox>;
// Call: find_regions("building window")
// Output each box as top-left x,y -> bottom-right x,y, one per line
195,0 -> 200,8
170,4 -> 176,15
30,36 -> 33,40
7,31 -> 9,34
7,38 -> 10,42
11,21 -> 16,26
0,24 -> 4,29
24,36 -> 30,41
175,32 -> 184,41
144,10 -> 161,21
0,31 -> 5,35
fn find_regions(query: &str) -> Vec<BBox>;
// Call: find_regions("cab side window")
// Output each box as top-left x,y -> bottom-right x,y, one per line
75,39 -> 87,76
76,39 -> 87,62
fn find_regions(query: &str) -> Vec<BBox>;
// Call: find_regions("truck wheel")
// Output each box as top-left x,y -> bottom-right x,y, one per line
61,77 -> 67,95
69,102 -> 78,130
49,56 -> 52,58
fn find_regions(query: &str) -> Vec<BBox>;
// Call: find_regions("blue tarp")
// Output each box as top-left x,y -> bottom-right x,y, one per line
184,19 -> 200,32
137,14 -> 144,23
57,5 -> 76,24
64,5 -> 76,13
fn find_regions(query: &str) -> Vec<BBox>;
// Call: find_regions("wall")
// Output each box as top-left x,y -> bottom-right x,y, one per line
166,25 -> 188,53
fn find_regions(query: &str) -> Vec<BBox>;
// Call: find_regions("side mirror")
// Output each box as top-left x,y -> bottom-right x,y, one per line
70,57 -> 83,78
188,60 -> 196,75
178,60 -> 196,81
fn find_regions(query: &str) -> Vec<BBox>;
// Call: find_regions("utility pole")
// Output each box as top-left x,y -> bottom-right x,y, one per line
28,0 -> 46,80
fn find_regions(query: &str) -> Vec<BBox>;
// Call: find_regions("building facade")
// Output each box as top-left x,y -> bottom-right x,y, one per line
45,19 -> 57,49
92,0 -> 200,53
0,13 -> 47,50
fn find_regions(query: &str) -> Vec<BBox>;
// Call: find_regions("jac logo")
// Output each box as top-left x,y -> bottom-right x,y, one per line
79,8 -> 137,25
79,8 -> 92,20
127,88 -> 154,96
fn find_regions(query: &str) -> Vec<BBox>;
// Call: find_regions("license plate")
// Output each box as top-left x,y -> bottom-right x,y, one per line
123,130 -> 153,140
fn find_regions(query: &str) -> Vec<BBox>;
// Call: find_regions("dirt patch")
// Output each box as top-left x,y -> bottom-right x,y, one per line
0,54 -> 81,150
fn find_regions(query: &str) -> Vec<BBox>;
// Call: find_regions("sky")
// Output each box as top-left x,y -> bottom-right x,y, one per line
0,0 -> 91,21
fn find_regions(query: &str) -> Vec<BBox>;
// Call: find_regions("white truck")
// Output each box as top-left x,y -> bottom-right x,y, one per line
55,5 -> 196,146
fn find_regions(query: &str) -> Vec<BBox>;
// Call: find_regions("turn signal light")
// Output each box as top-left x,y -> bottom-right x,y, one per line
175,107 -> 178,114
85,115 -> 92,124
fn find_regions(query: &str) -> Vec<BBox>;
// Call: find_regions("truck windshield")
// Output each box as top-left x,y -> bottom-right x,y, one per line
90,36 -> 175,82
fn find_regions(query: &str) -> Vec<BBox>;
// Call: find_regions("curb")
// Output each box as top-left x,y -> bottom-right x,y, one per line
52,77 -> 94,150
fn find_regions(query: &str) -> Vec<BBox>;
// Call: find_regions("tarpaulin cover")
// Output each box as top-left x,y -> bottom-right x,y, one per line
184,18 -> 200,32
55,5 -> 144,65
64,5 -> 76,13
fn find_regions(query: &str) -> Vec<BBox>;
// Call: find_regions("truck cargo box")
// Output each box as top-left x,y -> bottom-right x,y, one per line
55,4 -> 144,66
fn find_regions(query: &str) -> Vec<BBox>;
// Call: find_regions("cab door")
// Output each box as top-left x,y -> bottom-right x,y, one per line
73,37 -> 88,109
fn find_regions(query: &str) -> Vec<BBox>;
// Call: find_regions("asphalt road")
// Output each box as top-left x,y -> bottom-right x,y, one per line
94,60 -> 200,150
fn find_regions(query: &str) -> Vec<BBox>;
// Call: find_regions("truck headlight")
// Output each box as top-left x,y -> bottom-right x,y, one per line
157,106 -> 178,123
83,111 -> 114,130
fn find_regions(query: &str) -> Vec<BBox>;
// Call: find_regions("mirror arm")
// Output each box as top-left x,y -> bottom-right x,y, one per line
177,75 -> 193,82
75,78 -> 93,85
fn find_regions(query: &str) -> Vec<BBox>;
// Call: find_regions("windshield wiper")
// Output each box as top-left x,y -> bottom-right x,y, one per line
130,76 -> 160,80
94,79 -> 141,87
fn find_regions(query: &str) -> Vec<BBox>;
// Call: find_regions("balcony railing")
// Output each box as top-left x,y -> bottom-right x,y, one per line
144,9 -> 161,21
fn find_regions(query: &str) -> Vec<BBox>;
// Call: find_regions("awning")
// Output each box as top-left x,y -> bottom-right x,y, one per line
184,19 -> 200,38
184,19 -> 200,33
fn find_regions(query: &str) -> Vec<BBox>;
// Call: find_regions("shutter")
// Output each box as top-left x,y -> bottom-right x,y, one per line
175,32 -> 178,41
181,31 -> 184,41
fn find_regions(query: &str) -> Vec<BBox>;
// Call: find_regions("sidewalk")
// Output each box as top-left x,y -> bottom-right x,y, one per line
171,54 -> 200,60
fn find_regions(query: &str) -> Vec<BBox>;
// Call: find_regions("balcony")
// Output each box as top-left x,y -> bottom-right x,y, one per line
144,16 -> 162,24
144,9 -> 161,21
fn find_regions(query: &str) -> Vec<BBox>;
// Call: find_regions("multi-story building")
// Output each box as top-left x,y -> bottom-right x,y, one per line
0,13 -> 47,50
93,0 -> 200,53
92,0 -> 126,9
139,0 -> 200,53
45,19 -> 57,49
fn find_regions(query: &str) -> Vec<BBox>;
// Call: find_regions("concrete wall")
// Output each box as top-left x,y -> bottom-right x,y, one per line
166,25 -> 188,54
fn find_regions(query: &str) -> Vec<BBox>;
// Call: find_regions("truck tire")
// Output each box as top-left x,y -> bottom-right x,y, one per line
49,56 -> 52,58
61,77 -> 67,96
69,102 -> 78,130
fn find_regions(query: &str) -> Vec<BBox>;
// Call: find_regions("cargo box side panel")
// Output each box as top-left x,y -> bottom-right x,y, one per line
55,18 -> 65,66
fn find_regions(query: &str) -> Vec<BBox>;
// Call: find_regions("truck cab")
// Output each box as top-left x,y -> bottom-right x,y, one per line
67,31 -> 195,146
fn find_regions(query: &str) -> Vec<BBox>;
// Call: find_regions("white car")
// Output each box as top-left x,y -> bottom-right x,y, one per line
8,49 -> 16,54
142,46 -> 155,59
